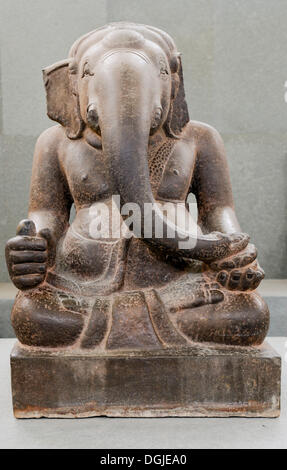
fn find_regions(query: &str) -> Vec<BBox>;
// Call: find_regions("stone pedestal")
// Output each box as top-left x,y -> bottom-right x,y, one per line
10,341 -> 281,418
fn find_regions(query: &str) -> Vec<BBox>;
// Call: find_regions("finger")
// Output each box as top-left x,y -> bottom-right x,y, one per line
216,258 -> 236,270
231,244 -> 257,268
10,250 -> 47,264
229,232 -> 250,253
38,228 -> 55,266
210,258 -> 233,271
16,219 -> 36,237
7,236 -> 47,251
38,228 -> 53,243
240,244 -> 257,266
209,231 -> 226,239
12,263 -> 46,275
12,274 -> 45,289
212,244 -> 258,271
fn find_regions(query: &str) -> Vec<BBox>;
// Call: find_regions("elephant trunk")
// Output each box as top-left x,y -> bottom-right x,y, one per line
101,115 -> 232,261
103,118 -> 154,212
96,53 -> 233,261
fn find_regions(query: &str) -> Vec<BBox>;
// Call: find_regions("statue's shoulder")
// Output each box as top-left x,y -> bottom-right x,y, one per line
182,121 -> 222,143
182,121 -> 224,159
35,125 -> 68,154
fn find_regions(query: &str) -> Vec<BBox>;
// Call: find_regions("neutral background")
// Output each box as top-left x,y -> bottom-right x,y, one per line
0,0 -> 286,280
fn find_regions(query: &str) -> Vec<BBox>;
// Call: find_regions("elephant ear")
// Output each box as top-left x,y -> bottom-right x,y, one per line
165,56 -> 190,137
42,59 -> 84,139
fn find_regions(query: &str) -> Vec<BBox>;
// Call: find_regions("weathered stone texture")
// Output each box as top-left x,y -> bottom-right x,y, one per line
11,341 -> 280,418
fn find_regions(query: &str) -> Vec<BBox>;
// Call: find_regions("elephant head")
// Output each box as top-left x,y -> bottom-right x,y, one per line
42,22 -> 240,261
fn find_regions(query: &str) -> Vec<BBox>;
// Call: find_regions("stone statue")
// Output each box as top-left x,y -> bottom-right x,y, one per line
5,22 -> 269,352
7,23 -> 282,419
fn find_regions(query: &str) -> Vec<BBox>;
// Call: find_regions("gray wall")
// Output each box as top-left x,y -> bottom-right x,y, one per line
0,0 -> 287,280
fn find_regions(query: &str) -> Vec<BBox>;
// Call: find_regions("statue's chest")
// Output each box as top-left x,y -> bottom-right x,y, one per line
62,137 -> 195,205
148,138 -> 195,202
63,143 -> 114,205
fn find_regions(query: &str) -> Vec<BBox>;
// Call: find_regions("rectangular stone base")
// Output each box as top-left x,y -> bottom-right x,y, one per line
10,341 -> 281,418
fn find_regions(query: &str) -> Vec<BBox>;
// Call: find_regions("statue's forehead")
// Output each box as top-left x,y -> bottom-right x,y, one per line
78,38 -> 170,67
70,24 -> 176,62
102,29 -> 145,48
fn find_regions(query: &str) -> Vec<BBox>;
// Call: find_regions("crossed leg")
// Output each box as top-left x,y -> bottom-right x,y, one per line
11,285 -> 89,347
158,272 -> 269,346
12,270 -> 269,349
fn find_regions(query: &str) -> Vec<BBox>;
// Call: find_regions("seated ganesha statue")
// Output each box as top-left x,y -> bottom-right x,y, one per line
5,23 -> 269,350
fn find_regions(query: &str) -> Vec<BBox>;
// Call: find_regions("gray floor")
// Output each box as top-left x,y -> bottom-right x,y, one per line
0,337 -> 286,449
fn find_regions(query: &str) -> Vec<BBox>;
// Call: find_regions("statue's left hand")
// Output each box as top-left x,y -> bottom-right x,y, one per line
207,243 -> 265,291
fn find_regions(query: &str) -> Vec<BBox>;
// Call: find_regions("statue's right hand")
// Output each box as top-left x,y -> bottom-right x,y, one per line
5,219 -> 48,290
182,231 -> 250,263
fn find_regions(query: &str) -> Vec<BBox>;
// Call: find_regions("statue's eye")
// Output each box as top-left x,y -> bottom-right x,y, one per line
160,66 -> 169,76
154,107 -> 162,120
151,107 -> 163,129
82,63 -> 93,77
159,58 -> 169,80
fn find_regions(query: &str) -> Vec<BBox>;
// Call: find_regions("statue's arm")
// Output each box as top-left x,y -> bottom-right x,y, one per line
190,123 -> 241,235
188,123 -> 264,289
28,126 -> 72,243
5,126 -> 72,289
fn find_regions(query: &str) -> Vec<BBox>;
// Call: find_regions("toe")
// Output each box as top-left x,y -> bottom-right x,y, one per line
242,268 -> 256,290
253,267 -> 265,288
217,271 -> 228,286
209,289 -> 224,304
227,270 -> 242,290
